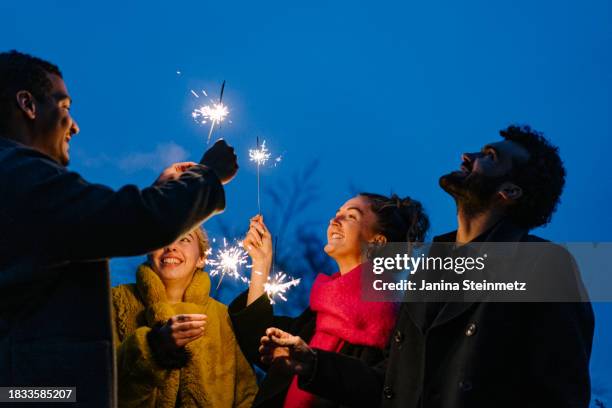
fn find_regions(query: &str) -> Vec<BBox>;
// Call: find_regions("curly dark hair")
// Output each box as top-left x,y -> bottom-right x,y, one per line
359,192 -> 430,242
0,50 -> 62,133
500,125 -> 566,230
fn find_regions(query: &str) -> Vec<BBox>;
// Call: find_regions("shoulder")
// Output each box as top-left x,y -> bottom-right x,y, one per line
0,138 -> 63,175
112,284 -> 141,311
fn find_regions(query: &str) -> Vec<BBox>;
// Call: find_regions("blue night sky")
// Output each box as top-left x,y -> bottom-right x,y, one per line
2,0 -> 611,403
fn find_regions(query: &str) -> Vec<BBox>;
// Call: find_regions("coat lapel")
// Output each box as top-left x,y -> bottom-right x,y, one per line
428,220 -> 528,330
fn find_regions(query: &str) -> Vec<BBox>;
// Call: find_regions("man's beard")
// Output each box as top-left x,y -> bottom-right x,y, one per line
439,170 -> 511,217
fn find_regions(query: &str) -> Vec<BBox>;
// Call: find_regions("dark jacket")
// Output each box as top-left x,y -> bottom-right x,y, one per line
0,137 -> 225,407
229,291 -> 388,408
301,220 -> 595,408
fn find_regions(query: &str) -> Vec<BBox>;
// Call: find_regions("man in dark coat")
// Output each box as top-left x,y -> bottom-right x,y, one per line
0,50 -> 238,407
259,125 -> 595,407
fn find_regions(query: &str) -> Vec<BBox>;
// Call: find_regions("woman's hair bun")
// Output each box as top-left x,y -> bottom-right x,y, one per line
360,192 -> 430,243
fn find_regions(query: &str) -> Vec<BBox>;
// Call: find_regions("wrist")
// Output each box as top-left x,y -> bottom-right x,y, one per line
251,259 -> 272,278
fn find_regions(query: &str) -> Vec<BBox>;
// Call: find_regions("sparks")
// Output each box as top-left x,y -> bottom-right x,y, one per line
208,238 -> 250,289
264,272 -> 301,304
192,103 -> 229,124
191,81 -> 228,143
249,140 -> 272,166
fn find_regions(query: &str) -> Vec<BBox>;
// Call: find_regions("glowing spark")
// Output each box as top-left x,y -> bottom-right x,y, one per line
208,238 -> 250,289
191,81 -> 229,144
249,139 -> 273,214
249,140 -> 272,166
176,70 -> 182,75
264,272 -> 301,304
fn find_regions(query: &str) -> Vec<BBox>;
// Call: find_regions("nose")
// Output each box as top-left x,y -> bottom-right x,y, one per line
164,244 -> 178,252
70,118 -> 80,135
330,214 -> 342,226
462,152 -> 476,163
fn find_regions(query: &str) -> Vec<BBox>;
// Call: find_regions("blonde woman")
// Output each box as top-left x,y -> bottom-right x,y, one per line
112,227 -> 258,407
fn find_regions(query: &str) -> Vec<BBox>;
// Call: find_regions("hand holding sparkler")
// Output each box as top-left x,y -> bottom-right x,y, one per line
244,215 -> 273,267
244,215 -> 273,305
200,139 -> 239,184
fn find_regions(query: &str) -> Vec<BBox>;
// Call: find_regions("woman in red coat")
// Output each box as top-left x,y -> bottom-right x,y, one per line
229,193 -> 429,408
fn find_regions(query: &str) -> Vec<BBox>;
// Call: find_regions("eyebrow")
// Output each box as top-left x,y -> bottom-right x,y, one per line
53,92 -> 72,104
345,206 -> 364,215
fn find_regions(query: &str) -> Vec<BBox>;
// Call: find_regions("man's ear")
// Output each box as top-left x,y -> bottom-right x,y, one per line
16,90 -> 37,120
498,182 -> 523,201
370,234 -> 388,245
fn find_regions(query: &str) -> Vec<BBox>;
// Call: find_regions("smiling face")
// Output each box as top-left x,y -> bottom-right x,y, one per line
324,195 -> 380,264
149,230 -> 206,282
29,73 -> 79,166
439,140 -> 529,214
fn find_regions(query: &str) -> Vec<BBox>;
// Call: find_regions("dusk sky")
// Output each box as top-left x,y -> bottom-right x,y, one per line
2,0 -> 611,403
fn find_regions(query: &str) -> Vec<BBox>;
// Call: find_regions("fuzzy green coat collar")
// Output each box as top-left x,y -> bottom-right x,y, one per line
136,264 -> 212,326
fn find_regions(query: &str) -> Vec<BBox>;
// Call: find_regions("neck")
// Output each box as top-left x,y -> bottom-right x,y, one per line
456,206 -> 505,244
161,279 -> 190,303
335,256 -> 361,275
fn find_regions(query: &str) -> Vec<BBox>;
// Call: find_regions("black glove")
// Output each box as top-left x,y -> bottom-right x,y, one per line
200,139 -> 239,184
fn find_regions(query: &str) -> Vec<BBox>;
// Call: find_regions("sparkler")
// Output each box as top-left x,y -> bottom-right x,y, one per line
249,137 -> 272,214
207,238 -> 250,290
191,80 -> 229,144
264,272 -> 301,304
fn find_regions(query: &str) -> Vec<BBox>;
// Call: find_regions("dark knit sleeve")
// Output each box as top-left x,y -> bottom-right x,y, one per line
297,348 -> 386,407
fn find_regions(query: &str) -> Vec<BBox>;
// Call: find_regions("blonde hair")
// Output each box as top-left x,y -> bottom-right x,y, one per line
192,226 -> 210,257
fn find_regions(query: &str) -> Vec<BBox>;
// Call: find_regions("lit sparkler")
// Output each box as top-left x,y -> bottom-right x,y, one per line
208,238 -> 250,290
191,80 -> 229,144
249,137 -> 272,214
264,272 -> 301,304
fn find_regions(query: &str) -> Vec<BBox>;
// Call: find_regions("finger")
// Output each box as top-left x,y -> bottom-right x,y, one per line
246,228 -> 263,247
259,344 -> 274,356
174,320 -> 207,332
176,332 -> 204,347
265,327 -> 285,338
252,223 -> 265,237
174,327 -> 205,339
245,231 -> 262,248
172,314 -> 207,323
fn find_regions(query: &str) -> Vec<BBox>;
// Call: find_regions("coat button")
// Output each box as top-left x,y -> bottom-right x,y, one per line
458,380 -> 473,392
465,322 -> 477,336
383,386 -> 394,399
394,330 -> 404,344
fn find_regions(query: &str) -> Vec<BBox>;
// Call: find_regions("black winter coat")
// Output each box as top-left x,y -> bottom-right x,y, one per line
301,221 -> 595,408
0,137 -> 225,407
229,292 -> 388,408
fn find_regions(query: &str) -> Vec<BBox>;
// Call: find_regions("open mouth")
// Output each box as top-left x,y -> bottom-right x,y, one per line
161,256 -> 183,265
329,229 -> 344,241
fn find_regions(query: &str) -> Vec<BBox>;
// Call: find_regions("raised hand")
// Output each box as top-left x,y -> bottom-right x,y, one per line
244,215 -> 273,268
200,139 -> 239,184
259,327 -> 316,377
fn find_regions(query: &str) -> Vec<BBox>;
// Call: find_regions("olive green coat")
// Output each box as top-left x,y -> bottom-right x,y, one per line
112,265 -> 258,408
